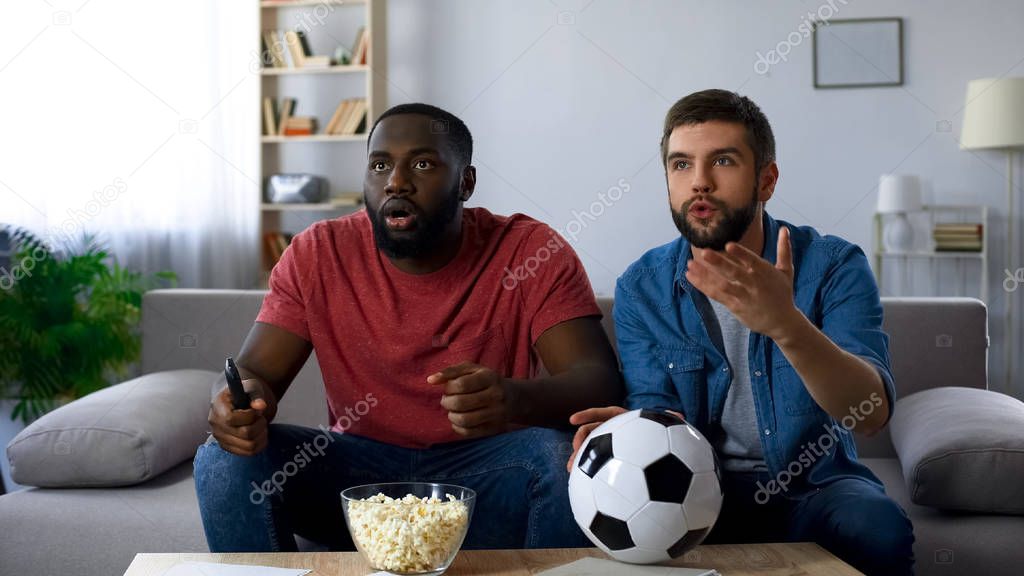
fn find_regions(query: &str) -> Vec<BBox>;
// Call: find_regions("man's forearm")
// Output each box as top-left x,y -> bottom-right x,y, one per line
505,364 -> 624,429
771,312 -> 889,435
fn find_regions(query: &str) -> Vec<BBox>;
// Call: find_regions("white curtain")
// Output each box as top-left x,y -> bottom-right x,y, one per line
0,1 -> 260,288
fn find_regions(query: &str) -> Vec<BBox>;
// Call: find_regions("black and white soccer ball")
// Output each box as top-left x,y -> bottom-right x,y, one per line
568,409 -> 723,564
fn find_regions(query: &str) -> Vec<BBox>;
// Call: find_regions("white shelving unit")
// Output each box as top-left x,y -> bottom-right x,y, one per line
258,0 -> 386,284
873,205 -> 989,300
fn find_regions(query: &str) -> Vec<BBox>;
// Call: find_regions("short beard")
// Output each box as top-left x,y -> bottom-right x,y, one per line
367,185 -> 462,260
672,187 -> 759,251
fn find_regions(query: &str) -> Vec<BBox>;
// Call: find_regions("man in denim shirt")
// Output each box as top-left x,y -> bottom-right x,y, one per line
570,90 -> 914,575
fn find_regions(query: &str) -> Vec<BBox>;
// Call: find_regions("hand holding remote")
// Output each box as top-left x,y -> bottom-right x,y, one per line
207,358 -> 277,456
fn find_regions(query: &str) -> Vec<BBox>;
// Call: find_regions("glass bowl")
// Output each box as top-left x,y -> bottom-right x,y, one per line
341,482 -> 476,576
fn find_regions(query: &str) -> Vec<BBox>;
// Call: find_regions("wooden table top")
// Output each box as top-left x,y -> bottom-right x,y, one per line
123,543 -> 862,575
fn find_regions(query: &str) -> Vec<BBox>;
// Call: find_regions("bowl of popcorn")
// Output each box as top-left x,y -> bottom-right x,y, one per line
341,482 -> 475,576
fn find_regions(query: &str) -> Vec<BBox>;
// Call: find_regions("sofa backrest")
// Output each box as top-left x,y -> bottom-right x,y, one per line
142,290 -> 988,458
860,297 -> 988,457
141,289 -> 330,427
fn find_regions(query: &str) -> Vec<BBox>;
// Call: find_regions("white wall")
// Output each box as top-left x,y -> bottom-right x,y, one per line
384,0 -> 1024,395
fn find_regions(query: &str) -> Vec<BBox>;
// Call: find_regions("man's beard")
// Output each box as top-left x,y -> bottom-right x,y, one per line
366,185 -> 462,260
672,187 -> 759,251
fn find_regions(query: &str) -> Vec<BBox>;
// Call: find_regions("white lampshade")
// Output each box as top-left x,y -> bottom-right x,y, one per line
961,77 -> 1024,150
877,174 -> 922,214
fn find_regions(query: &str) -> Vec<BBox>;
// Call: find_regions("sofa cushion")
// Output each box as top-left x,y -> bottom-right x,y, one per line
861,457 -> 1024,575
890,387 -> 1024,514
5,369 -> 217,487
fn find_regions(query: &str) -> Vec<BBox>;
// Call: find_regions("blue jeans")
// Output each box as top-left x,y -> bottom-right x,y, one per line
193,424 -> 589,551
703,471 -> 915,576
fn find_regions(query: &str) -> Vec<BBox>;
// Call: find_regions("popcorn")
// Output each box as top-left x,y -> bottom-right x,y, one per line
347,492 -> 470,573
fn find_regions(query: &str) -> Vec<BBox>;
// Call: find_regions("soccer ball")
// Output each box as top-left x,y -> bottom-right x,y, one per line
568,409 -> 723,564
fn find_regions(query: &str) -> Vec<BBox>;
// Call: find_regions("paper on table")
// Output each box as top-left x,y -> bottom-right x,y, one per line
536,557 -> 720,576
162,561 -> 311,576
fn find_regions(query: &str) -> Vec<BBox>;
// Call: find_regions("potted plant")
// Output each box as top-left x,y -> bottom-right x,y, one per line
0,226 -> 176,425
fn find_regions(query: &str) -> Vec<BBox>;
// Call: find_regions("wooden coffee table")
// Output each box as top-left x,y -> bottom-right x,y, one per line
123,543 -> 862,575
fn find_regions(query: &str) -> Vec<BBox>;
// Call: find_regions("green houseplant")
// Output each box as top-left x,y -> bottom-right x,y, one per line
0,226 -> 176,424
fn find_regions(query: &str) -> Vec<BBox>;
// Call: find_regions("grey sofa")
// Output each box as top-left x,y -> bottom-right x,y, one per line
1,290 -> 1021,575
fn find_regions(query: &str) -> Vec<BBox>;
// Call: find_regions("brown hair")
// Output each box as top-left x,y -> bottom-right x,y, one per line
660,89 -> 776,174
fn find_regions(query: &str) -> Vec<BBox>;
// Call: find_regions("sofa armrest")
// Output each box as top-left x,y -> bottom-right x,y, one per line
5,369 -> 218,488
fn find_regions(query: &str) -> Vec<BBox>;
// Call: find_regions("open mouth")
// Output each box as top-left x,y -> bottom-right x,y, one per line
688,201 -> 718,220
381,200 -> 419,231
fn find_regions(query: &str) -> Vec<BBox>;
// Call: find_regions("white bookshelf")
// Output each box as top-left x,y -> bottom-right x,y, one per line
258,0 -> 386,283
873,204 -> 989,300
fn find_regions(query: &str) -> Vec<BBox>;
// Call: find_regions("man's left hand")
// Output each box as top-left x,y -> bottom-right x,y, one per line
685,226 -> 801,339
428,362 -> 511,438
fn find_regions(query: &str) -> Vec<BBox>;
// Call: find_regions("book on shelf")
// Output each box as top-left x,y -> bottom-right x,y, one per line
324,98 -> 367,135
258,33 -> 275,68
283,30 -> 303,67
282,116 -> 317,136
325,98 -> 353,134
351,27 -> 369,66
934,242 -> 983,252
262,30 -> 288,68
296,29 -> 313,59
341,99 -> 367,134
262,29 -> 336,70
933,233 -> 983,241
933,223 -> 983,235
933,232 -> 984,241
262,97 -> 278,136
277,97 -> 296,136
264,231 -> 294,266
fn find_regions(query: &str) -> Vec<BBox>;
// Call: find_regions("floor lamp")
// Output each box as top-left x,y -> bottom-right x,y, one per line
960,77 -> 1024,391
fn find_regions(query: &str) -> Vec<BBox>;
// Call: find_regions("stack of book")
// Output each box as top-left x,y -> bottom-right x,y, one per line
324,98 -> 367,135
933,223 -> 983,252
281,116 -> 316,136
262,29 -> 332,69
264,232 -> 294,265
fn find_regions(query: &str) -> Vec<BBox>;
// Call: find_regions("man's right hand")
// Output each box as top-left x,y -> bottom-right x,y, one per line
566,406 -> 628,472
566,406 -> 686,472
208,378 -> 277,456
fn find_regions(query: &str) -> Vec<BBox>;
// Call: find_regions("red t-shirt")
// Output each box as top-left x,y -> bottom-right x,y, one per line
256,207 -> 601,448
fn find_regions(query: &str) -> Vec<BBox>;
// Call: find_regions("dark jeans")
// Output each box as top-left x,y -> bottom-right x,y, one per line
704,470 -> 916,576
193,423 -> 589,552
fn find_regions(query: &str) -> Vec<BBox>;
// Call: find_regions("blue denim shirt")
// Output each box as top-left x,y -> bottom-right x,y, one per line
614,212 -> 894,497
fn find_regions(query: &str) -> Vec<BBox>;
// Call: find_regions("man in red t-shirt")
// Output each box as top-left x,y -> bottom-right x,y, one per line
195,103 -> 622,551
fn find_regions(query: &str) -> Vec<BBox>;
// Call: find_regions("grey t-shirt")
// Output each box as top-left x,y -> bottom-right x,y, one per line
708,299 -> 767,472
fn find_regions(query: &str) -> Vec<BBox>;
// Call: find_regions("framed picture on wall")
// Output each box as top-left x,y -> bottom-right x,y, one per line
813,17 -> 903,88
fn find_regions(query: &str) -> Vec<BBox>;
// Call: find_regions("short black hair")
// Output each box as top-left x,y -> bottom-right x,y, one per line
368,103 -> 473,166
661,89 -> 776,175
